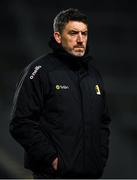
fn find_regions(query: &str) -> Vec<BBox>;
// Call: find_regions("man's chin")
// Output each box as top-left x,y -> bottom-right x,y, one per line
70,50 -> 85,57
73,52 -> 85,57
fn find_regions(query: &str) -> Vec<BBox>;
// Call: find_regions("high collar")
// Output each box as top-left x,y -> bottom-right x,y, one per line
48,36 -> 92,71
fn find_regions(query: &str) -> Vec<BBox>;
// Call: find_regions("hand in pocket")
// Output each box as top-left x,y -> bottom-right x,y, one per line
52,157 -> 59,171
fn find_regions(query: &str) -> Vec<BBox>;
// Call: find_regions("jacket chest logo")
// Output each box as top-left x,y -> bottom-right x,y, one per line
95,84 -> 101,95
55,84 -> 69,90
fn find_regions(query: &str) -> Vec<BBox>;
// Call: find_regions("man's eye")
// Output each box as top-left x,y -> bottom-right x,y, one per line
82,32 -> 88,36
69,32 -> 77,35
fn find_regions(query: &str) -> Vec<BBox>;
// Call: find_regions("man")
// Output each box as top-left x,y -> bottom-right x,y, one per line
9,8 -> 111,179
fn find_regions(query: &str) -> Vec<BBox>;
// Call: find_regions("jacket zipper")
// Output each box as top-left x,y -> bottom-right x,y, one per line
77,71 -> 85,172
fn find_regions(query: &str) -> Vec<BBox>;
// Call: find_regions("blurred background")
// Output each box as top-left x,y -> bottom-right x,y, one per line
0,0 -> 137,178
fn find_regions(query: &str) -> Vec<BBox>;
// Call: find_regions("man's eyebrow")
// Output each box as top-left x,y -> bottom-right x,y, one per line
69,29 -> 88,32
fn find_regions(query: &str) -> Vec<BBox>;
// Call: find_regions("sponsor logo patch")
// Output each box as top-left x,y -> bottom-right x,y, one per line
55,84 -> 69,90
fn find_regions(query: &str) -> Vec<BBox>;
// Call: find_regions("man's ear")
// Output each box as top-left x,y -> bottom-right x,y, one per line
54,32 -> 61,44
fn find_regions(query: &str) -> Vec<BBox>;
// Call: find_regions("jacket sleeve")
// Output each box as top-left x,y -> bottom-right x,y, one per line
95,69 -> 111,167
9,64 -> 57,168
101,89 -> 111,167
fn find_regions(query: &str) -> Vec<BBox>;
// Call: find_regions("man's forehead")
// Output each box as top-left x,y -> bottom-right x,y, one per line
64,21 -> 88,31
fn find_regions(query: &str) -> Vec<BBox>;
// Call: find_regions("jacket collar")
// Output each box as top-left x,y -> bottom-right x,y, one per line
48,36 -> 92,70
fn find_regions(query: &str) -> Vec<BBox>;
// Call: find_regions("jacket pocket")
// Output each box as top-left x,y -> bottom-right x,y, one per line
58,153 -> 66,175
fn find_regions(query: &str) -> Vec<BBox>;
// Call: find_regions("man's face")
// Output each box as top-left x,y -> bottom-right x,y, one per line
55,21 -> 88,57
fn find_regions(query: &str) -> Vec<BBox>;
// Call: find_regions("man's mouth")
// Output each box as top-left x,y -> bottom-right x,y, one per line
74,47 -> 84,51
74,46 -> 84,49
74,47 -> 84,52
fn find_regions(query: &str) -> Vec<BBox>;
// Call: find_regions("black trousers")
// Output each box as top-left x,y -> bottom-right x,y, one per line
33,172 -> 102,179
33,171 -> 61,179
33,168 -> 103,179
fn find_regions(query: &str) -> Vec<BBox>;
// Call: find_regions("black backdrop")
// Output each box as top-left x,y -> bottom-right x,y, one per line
0,0 -> 137,178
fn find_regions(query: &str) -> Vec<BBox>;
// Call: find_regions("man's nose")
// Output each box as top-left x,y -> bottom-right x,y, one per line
77,33 -> 83,43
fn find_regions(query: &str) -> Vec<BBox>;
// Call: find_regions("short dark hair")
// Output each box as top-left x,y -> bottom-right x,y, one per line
53,8 -> 88,33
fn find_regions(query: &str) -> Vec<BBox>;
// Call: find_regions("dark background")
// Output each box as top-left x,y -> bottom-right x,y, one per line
0,0 -> 137,178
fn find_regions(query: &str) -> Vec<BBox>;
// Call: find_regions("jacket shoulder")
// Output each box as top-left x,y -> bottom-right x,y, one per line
25,53 -> 61,74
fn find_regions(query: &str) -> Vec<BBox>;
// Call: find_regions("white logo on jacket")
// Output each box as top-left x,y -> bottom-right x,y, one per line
30,66 -> 42,79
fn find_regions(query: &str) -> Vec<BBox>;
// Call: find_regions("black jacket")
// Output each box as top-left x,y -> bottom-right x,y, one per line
10,38 -> 111,178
